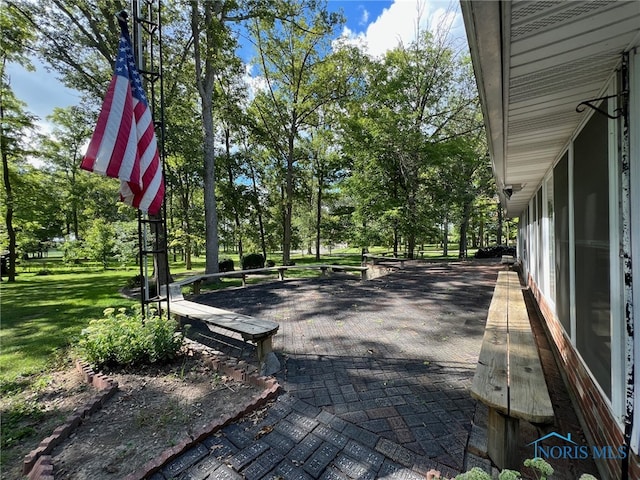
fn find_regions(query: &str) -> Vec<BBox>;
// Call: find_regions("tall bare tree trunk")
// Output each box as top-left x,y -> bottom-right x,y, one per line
1,101 -> 16,282
459,200 -> 472,258
191,2 -> 219,274
225,128 -> 243,261
443,214 -> 449,256
283,123 -> 296,265
315,184 -> 322,261
248,162 -> 267,261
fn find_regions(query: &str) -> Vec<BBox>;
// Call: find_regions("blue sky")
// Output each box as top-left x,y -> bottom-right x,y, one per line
6,1 -> 463,130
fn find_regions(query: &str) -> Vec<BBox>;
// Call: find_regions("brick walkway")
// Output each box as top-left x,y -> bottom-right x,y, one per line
152,260 -> 598,480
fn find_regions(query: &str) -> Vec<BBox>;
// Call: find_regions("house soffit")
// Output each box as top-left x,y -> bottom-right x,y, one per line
463,0 -> 640,217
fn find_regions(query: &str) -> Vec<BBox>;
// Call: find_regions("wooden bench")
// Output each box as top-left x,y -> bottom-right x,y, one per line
164,284 -> 280,375
500,255 -> 515,265
176,264 -> 369,294
362,254 -> 405,267
471,271 -> 554,469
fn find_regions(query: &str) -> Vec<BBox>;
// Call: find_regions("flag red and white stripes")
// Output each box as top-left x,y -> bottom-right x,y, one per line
81,18 -> 164,215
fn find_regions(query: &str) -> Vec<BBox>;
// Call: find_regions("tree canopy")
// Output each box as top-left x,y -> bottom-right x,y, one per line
1,0 -> 501,280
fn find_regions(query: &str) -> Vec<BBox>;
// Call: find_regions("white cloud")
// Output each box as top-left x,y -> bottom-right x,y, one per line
358,6 -> 369,26
243,63 -> 268,100
339,0 -> 464,58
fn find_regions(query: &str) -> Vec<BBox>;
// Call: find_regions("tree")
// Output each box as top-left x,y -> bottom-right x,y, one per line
1,2 -> 37,281
188,0 -> 311,272
40,105 -> 94,239
163,77 -> 204,270
112,220 -> 138,268
18,0 -> 124,97
216,63 -> 251,263
84,218 -> 114,268
342,24 -> 479,258
249,2 -> 349,264
190,1 -> 228,274
305,122 -> 346,260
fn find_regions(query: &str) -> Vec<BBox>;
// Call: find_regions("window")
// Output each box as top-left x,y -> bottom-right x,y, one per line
545,175 -> 555,304
573,101 -> 611,399
554,153 -> 570,335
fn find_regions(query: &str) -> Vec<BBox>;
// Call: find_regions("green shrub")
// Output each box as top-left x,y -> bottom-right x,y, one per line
242,253 -> 264,270
125,274 -> 143,289
427,458 -> 596,480
77,306 -> 184,369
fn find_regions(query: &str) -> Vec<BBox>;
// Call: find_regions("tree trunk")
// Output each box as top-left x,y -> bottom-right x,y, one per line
473,218 -> 481,248
1,102 -> 16,282
146,213 -> 170,295
225,128 -> 243,261
497,201 -> 503,245
443,214 -> 449,257
202,105 -> 219,274
181,192 -> 193,270
406,194 -> 416,259
248,162 -> 267,261
283,124 -> 296,265
393,224 -> 399,257
315,170 -> 323,261
192,2 -> 219,275
459,200 -> 472,258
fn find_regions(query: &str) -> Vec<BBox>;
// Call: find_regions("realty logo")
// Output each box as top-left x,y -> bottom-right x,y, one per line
528,432 -> 627,460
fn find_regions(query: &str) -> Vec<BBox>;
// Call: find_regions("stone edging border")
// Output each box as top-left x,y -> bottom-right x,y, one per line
23,341 -> 281,480
22,360 -> 119,479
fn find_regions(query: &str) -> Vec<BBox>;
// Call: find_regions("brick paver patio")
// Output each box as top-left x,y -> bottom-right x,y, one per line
156,260 -> 598,480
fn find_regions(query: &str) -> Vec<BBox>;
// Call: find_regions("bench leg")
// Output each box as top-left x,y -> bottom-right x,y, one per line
241,274 -> 246,287
487,408 -> 519,470
256,336 -> 272,364
256,336 -> 280,376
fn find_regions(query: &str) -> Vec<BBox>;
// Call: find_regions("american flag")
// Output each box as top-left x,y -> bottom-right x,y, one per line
81,18 -> 164,216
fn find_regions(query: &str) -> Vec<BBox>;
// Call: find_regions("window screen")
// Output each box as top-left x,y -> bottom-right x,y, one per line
546,175 -> 555,303
554,153 -> 570,334
573,103 -> 611,399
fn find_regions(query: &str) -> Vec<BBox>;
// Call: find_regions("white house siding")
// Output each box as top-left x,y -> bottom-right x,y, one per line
461,2 -> 640,476
518,59 -> 639,480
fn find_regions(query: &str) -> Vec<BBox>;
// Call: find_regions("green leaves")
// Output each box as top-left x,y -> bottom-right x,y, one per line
78,307 -> 184,369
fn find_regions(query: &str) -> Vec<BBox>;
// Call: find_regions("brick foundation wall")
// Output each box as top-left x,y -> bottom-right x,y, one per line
527,274 -> 640,480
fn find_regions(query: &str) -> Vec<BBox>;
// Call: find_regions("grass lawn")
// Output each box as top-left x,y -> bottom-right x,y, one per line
0,269 -> 138,389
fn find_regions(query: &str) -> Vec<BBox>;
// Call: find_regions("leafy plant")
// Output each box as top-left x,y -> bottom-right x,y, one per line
77,306 -> 184,369
427,459 -> 596,480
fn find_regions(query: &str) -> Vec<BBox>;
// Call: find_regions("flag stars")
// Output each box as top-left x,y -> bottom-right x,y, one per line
81,22 -> 164,215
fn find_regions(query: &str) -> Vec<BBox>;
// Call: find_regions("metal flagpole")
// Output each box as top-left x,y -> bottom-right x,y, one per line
130,0 -> 170,319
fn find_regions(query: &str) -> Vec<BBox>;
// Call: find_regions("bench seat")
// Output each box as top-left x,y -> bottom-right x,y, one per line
362,254 -> 405,267
471,270 -> 554,469
164,284 -> 280,375
176,265 -> 368,294
169,300 -> 278,341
